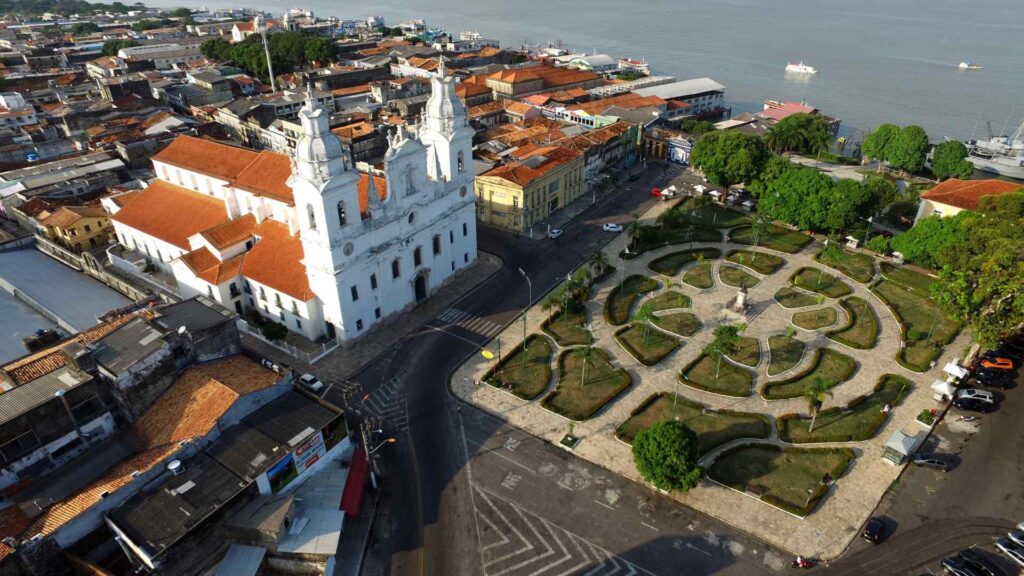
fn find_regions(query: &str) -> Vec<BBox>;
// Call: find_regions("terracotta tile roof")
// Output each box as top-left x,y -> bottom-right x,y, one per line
181,248 -> 245,285
106,190 -> 140,208
0,506 -> 30,560
199,213 -> 257,250
477,46 -> 502,58
480,146 -> 581,187
234,21 -> 254,32
152,135 -> 260,183
331,83 -> 371,96
229,151 -> 294,205
39,205 -> 107,229
468,100 -> 504,119
455,82 -> 491,99
565,92 -> 667,116
112,180 -> 228,250
241,219 -> 315,301
406,56 -> 439,71
332,121 -> 375,140
14,197 -> 51,218
137,111 -> 173,130
134,355 -> 278,447
487,66 -> 599,89
504,102 -> 535,116
920,178 -> 1022,212
357,173 -> 387,215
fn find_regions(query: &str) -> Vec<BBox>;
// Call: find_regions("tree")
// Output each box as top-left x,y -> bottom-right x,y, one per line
860,175 -> 900,211
632,302 -> 656,345
803,377 -> 834,433
587,250 -> 609,277
703,323 -> 745,378
931,140 -> 974,180
862,123 -> 900,164
887,125 -> 930,173
304,37 -> 338,65
631,420 -> 702,492
101,39 -> 138,57
890,212 -> 972,268
764,113 -> 832,155
69,22 -> 100,34
200,37 -> 233,62
199,32 -> 340,80
865,235 -> 891,254
679,118 -> 716,136
689,130 -> 769,187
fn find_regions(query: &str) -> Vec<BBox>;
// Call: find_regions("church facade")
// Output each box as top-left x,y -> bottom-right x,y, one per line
105,66 -> 478,343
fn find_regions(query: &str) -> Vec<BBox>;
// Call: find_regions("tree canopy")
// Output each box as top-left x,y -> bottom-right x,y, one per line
862,123 -> 930,173
679,118 -> 716,136
890,212 -> 972,269
930,140 -> 974,180
861,123 -> 899,163
631,420 -> 703,492
199,32 -> 339,81
689,130 -> 769,187
69,21 -> 100,34
101,39 -> 138,57
764,113 -> 832,155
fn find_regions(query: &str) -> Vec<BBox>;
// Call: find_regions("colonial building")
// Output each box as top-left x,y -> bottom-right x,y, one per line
914,178 -> 1022,222
475,146 -> 584,233
104,65 -> 477,343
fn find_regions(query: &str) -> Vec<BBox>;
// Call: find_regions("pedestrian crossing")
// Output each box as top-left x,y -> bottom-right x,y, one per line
363,373 -> 408,432
434,307 -> 504,338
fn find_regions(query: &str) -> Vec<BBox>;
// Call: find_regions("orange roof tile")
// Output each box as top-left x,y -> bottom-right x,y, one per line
179,247 -> 245,285
107,190 -> 140,208
357,173 -> 387,215
112,180 -> 228,250
152,135 -> 260,183
240,219 -> 315,301
481,146 -> 581,187
332,121 -> 375,140
199,213 -> 257,250
39,205 -> 107,229
331,83 -> 371,96
0,506 -> 30,560
920,178 -> 1022,212
504,102 -> 535,116
565,92 -> 666,116
230,151 -> 294,205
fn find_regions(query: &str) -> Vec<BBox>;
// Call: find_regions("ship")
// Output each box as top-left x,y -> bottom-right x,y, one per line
958,62 -> 983,70
785,61 -> 817,74
966,120 -> 1024,180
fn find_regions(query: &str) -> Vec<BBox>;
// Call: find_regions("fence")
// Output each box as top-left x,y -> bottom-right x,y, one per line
237,319 -> 338,365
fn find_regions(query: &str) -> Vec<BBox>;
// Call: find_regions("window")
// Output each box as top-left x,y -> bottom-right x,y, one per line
432,235 -> 441,255
291,300 -> 299,314
391,259 -> 400,279
83,224 -> 91,233
451,261 -> 455,271
464,253 -> 468,263
275,293 -> 282,307
356,319 -> 364,331
449,230 -> 454,244
229,282 -> 240,297
351,285 -> 359,301
462,222 -> 468,237
374,307 -> 381,319
70,395 -> 104,423
457,151 -> 465,173
370,273 -> 377,290
306,203 -> 317,230
0,431 -> 40,462
206,285 -> 213,297
549,181 -> 559,193
295,318 -> 302,329
337,201 -> 346,226
408,212 -> 415,224
259,287 -> 267,301
244,281 -> 252,294
414,247 -> 422,267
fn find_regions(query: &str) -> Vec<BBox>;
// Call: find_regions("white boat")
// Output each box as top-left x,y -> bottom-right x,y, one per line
966,120 -> 1024,180
785,61 -> 817,74
958,61 -> 982,70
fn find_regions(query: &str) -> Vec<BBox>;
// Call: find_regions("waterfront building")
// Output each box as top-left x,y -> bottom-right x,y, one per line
914,178 -> 1022,222
633,77 -> 727,117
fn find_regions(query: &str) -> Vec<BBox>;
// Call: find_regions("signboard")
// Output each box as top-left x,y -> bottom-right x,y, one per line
293,430 -> 326,475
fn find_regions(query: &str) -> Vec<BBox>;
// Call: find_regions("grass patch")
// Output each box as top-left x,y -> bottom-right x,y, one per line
718,265 -> 760,289
779,374 -> 912,443
614,324 -> 680,366
730,224 -> 812,254
708,445 -> 855,517
648,248 -> 722,276
542,348 -> 632,420
761,348 -> 857,400
773,286 -> 820,309
482,334 -> 553,400
627,226 -> 722,257
816,248 -> 876,283
672,197 -> 751,229
727,336 -> 761,367
604,275 -> 659,326
680,355 -> 754,397
542,308 -> 589,347
827,297 -> 879,349
790,267 -> 853,298
725,249 -> 786,274
652,312 -> 702,337
681,262 -> 714,289
648,290 -> 691,311
616,393 -> 770,456
767,335 -> 806,376
880,262 -> 937,294
792,307 -> 838,330
873,279 -> 962,372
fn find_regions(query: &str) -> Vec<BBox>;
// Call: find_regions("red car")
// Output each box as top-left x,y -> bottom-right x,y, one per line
650,187 -> 662,197
981,357 -> 1014,370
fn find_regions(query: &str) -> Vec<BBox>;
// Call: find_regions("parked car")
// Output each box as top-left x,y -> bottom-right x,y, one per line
549,228 -> 564,239
953,398 -> 995,413
973,370 -> 1014,386
911,453 -> 954,472
980,357 -> 1014,370
1009,529 -> 1024,548
958,548 -> 999,576
861,517 -> 885,543
298,373 -> 324,393
995,538 -> 1024,569
969,376 -> 1013,390
941,557 -> 983,576
650,187 -> 662,197
954,388 -> 996,403
603,223 -> 624,233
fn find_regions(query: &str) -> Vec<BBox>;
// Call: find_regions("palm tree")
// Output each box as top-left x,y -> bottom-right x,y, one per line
804,377 -> 835,433
633,302 -> 656,345
627,217 -> 641,249
587,250 -> 609,277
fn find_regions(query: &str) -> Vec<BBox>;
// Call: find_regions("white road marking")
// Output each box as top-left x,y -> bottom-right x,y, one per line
593,499 -> 615,511
685,543 -> 712,557
641,522 -> 659,532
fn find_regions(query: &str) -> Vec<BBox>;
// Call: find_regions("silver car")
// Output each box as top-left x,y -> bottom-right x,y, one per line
954,388 -> 995,403
995,538 -> 1024,568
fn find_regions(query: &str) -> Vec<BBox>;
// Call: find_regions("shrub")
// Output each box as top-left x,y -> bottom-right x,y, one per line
866,236 -> 890,254
260,320 -> 288,341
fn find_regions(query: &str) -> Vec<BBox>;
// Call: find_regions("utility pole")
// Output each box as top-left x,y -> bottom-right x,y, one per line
518,268 -> 532,369
256,14 -> 277,92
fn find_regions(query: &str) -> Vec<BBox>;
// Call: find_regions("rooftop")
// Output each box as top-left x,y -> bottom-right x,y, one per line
199,213 -> 258,251
0,365 -> 91,425
111,179 -> 229,250
205,423 -> 285,482
37,204 -> 107,228
152,298 -> 233,334
151,135 -> 259,183
239,219 -> 314,302
480,146 -> 582,188
920,178 -> 1022,212
633,77 -> 726,100
244,391 -> 338,448
93,317 -> 167,377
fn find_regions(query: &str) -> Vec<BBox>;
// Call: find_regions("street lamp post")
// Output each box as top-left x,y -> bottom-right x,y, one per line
518,268 -> 532,369
862,216 -> 874,246
255,15 -> 277,92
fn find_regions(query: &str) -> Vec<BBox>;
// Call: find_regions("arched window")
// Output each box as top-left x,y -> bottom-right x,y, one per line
306,204 -> 317,230
337,201 -> 346,226
391,259 -> 401,279
414,246 -> 422,267
457,151 -> 465,173
432,234 -> 441,255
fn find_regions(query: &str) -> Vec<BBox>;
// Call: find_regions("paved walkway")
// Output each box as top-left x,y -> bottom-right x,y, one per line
451,198 -> 972,560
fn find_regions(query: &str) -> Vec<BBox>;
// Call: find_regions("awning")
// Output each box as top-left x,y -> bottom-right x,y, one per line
339,448 -> 368,517
884,431 -> 917,457
944,361 -> 969,379
931,380 -> 956,397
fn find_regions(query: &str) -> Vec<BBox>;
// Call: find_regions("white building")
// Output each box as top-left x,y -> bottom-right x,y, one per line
104,64 -> 477,343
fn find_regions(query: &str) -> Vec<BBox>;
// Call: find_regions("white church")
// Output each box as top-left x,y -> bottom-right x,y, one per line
103,65 -> 478,343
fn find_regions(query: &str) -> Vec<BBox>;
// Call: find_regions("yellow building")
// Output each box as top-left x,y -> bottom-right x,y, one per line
475,146 -> 584,233
38,205 -> 114,253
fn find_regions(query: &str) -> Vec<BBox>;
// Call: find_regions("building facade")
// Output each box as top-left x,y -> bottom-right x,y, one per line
475,146 -> 584,233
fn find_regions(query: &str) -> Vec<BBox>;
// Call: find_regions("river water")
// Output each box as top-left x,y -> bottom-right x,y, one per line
165,0 -> 1024,142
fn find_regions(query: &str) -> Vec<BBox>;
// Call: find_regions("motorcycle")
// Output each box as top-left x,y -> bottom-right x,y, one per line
791,556 -> 814,569
956,415 -> 980,423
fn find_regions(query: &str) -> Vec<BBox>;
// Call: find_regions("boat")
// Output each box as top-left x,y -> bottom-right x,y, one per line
958,62 -> 983,70
966,120 -> 1024,180
785,61 -> 817,74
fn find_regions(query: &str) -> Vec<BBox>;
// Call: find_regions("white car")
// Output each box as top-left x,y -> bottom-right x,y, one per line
954,388 -> 995,403
549,228 -> 564,239
602,223 -> 624,233
996,538 -> 1024,568
298,373 -> 324,393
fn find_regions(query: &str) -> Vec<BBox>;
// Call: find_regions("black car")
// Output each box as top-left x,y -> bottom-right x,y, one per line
958,548 -> 999,576
953,398 -> 996,413
912,453 -> 954,472
971,376 -> 1013,390
941,557 -> 983,576
861,517 -> 885,542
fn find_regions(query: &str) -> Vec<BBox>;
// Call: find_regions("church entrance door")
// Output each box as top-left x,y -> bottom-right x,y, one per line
414,273 -> 428,303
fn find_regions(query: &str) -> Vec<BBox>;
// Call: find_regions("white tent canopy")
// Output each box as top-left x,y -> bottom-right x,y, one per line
931,379 -> 956,398
944,361 -> 968,379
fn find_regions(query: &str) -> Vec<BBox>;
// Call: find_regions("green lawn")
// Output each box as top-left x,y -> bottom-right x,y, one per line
873,279 -> 962,372
648,290 -> 691,311
542,308 -> 590,346
767,335 -> 806,376
816,248 -> 876,283
483,334 -> 553,400
707,445 -> 855,516
672,198 -> 751,229
727,336 -> 761,367
681,262 -> 715,289
615,324 -> 680,366
616,393 -> 770,456
774,286 -> 821,309
730,224 -> 812,254
652,312 -> 703,337
718,265 -> 760,289
628,226 -> 723,257
778,374 -> 912,443
790,267 -> 853,298
604,275 -> 659,325
542,348 -> 632,420
828,297 -> 879,349
880,262 -> 938,293
761,348 -> 857,400
792,307 -> 838,330
680,355 -> 754,397
648,248 -> 722,276
725,250 -> 786,274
